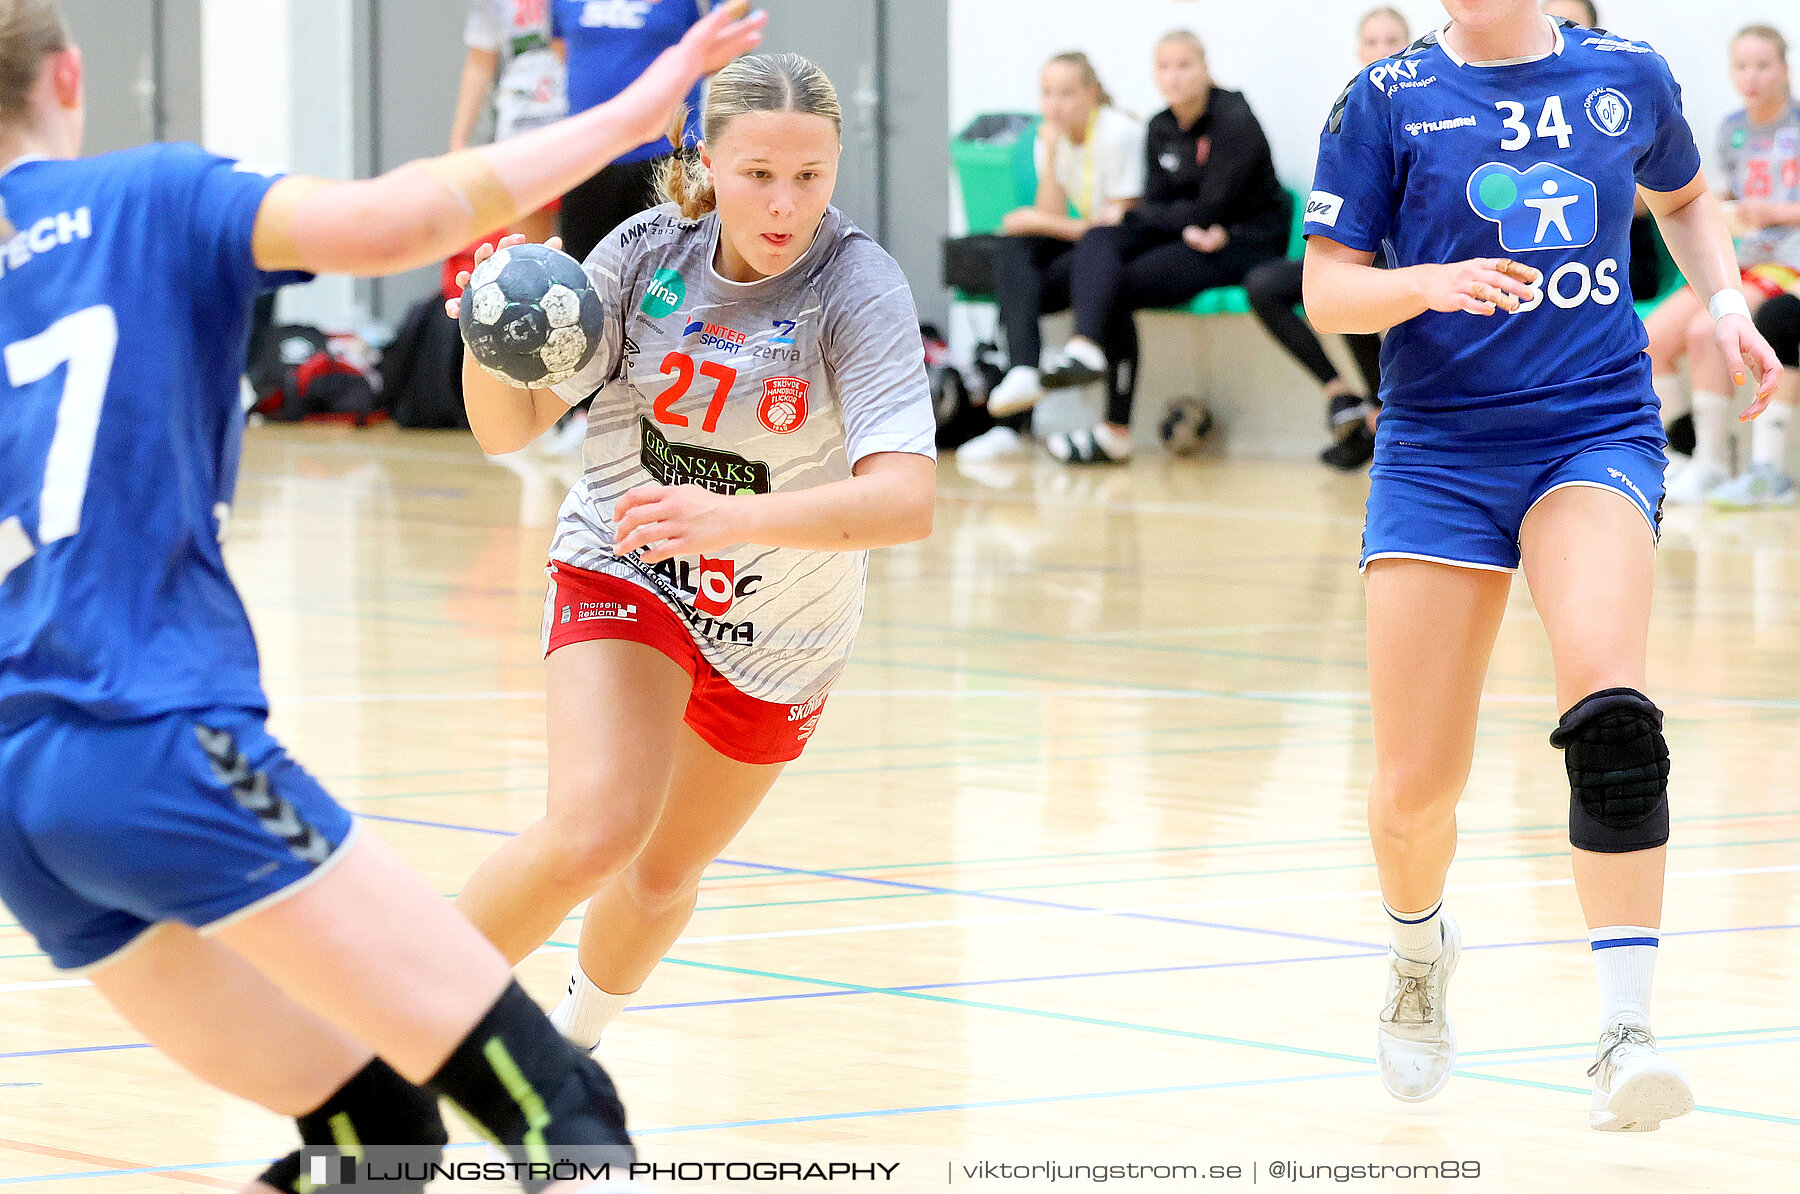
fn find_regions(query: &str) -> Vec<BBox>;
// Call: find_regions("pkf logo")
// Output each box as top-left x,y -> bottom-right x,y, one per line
759,377 -> 810,434
1369,58 -> 1420,91
640,268 -> 685,318
695,557 -> 736,617
1466,162 -> 1597,252
1585,88 -> 1632,136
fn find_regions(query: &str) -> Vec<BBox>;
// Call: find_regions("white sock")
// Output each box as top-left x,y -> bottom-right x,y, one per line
1751,402 -> 1792,470
1590,926 -> 1658,1029
1384,898 -> 1445,964
1691,390 -> 1732,471
548,967 -> 633,1050
1652,373 -> 1689,421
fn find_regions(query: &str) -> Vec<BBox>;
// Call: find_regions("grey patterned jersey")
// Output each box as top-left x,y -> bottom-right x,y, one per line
1718,103 -> 1800,269
547,203 -> 936,704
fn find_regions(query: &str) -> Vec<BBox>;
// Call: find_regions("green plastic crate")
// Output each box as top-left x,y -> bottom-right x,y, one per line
952,113 -> 1040,234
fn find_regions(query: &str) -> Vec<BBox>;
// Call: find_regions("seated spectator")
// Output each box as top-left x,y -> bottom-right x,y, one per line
1038,31 -> 1290,465
1646,24 -> 1800,508
964,52 -> 1144,462
1242,6 -> 1408,472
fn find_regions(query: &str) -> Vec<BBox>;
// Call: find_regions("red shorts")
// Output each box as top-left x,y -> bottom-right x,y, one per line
543,562 -> 829,765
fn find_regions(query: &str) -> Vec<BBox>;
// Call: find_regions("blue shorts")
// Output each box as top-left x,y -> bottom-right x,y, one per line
0,706 -> 355,971
1362,439 -> 1665,572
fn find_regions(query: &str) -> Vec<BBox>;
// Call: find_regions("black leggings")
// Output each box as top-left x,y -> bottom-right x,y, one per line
1756,291 -> 1800,367
1073,224 -> 1279,426
560,156 -> 666,265
1243,257 -> 1382,396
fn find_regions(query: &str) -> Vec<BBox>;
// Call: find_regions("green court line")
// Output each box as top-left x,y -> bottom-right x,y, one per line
1462,1024 -> 1800,1056
641,955 -> 1800,1126
687,836 -> 1800,913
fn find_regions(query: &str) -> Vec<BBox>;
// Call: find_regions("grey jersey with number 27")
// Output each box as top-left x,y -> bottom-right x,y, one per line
547,204 -> 936,705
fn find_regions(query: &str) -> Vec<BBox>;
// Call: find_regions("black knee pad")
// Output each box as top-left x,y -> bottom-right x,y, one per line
257,1058 -> 446,1193
1550,687 -> 1670,853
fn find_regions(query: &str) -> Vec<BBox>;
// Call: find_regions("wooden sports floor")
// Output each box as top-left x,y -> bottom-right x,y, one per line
1,425 -> 1796,1191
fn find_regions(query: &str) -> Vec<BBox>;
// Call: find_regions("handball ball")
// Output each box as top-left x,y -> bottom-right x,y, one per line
459,243 -> 604,388
1159,397 -> 1215,456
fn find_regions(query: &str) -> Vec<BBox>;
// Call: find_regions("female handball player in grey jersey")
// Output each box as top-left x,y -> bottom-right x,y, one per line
450,52 -> 939,1052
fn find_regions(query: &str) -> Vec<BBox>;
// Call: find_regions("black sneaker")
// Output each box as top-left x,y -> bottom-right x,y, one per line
1320,423 -> 1376,470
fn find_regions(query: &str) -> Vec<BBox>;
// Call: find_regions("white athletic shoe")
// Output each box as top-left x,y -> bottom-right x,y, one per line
1376,915 -> 1461,1103
987,366 -> 1046,418
1706,462 -> 1798,510
1664,459 -> 1729,506
1038,339 -> 1106,390
956,425 -> 1028,461
1588,1017 -> 1694,1132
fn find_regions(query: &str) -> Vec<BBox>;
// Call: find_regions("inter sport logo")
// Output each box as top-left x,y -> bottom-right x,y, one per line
1466,162 -> 1598,252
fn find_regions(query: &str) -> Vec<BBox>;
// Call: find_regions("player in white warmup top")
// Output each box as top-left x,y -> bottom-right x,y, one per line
451,51 -> 939,1051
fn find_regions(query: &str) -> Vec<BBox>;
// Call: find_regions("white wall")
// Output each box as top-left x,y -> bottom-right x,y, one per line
201,0 -> 363,328
950,0 -> 1788,201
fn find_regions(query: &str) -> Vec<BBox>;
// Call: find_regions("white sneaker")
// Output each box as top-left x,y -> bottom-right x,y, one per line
1376,914 -> 1461,1103
987,366 -> 1046,418
1039,339 -> 1106,390
1706,462 -> 1798,510
1664,459 -> 1729,506
1588,1017 -> 1694,1132
1047,423 -> 1132,465
956,425 -> 1027,461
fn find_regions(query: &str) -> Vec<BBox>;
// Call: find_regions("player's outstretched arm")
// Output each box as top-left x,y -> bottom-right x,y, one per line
250,2 -> 766,278
1644,172 -> 1785,418
612,453 -> 937,564
446,236 -> 571,455
1303,236 -> 1539,334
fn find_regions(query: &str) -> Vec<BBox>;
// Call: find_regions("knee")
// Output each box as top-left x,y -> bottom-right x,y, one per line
1684,310 -> 1718,358
535,801 -> 656,895
1552,688 -> 1670,853
620,853 -> 706,917
1370,759 -> 1468,832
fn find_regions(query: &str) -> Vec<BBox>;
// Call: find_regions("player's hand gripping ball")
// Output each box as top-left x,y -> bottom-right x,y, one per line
459,243 -> 605,388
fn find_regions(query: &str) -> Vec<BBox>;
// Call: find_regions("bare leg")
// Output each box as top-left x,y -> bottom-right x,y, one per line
1644,287 -> 1702,378
88,923 -> 369,1117
457,640 -> 691,963
1365,560 -> 1512,911
575,723 -> 784,994
215,832 -> 511,1084
1519,485 -> 1664,930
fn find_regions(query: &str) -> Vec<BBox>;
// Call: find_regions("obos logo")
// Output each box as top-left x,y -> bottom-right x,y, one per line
1585,88 -> 1632,137
759,376 -> 810,434
1467,162 -> 1597,252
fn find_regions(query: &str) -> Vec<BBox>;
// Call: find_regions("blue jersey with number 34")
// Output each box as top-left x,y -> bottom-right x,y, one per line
0,145 -> 306,726
1305,18 -> 1702,463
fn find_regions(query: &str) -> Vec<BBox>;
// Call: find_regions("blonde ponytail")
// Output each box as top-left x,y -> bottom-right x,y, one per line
655,52 -> 842,221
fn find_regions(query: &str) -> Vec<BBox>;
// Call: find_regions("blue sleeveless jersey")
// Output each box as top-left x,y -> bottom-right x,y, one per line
1305,19 -> 1702,464
0,144 -> 307,725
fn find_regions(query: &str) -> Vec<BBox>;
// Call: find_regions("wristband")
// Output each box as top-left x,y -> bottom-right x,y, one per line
1710,289 -> 1752,323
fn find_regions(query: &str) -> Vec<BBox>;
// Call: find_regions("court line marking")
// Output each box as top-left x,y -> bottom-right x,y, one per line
653,956 -> 1800,1128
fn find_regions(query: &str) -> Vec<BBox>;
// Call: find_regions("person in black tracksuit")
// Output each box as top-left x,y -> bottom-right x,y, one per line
1040,31 -> 1290,464
1241,6 -> 1410,471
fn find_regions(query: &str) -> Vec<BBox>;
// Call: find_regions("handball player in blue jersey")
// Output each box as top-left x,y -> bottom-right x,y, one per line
0,2 -> 763,1187
1302,0 -> 1782,1130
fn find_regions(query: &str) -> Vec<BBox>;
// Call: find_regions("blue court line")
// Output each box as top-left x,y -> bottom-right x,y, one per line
6,1057 -> 1792,1186
346,813 -> 1373,949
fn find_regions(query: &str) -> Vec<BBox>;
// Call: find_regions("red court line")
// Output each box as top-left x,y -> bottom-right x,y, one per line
0,1137 -> 241,1188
